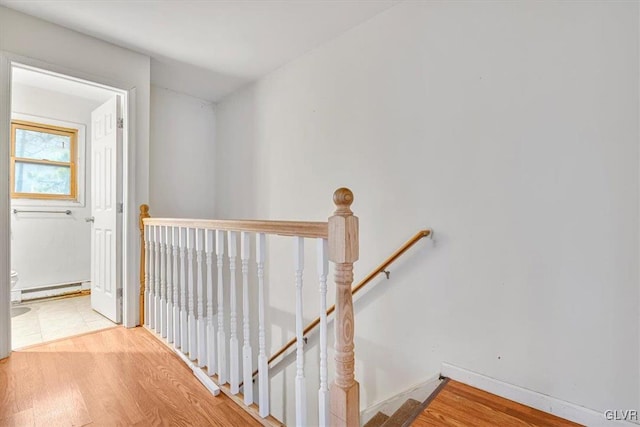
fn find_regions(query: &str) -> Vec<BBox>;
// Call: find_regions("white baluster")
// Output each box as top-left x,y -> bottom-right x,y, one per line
154,225 -> 161,334
206,229 -> 217,376
241,232 -> 253,405
180,227 -> 189,352
160,226 -> 168,337
256,233 -> 269,417
294,237 -> 306,426
144,225 -> 151,327
166,226 -> 173,343
317,238 -> 329,427
173,227 -> 181,349
196,228 -> 206,367
228,231 -> 240,394
216,230 -> 227,384
187,228 -> 197,360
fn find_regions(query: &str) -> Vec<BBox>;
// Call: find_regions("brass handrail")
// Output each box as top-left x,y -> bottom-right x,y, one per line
252,229 -> 432,379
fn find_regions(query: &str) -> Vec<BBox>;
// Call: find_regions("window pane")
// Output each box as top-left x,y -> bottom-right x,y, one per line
15,162 -> 71,195
15,128 -> 71,162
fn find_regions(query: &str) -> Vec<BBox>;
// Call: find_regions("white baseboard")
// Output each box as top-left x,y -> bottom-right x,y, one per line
174,347 -> 221,397
361,374 -> 442,425
441,363 -> 638,427
144,326 -> 220,397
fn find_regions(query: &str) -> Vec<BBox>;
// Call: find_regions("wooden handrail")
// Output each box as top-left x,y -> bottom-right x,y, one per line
255,228 -> 432,376
143,218 -> 328,239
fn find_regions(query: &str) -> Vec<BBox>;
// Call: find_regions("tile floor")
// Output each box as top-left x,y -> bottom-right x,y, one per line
11,295 -> 117,349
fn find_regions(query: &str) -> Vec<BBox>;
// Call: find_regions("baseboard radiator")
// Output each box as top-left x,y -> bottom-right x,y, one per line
12,281 -> 90,303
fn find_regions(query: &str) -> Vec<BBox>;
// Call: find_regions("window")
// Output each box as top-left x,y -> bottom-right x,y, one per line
11,120 -> 77,200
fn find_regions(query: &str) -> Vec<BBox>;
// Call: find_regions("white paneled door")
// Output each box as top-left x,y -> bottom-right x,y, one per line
90,96 -> 122,323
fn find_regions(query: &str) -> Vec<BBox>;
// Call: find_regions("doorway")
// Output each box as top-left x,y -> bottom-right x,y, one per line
8,64 -> 127,349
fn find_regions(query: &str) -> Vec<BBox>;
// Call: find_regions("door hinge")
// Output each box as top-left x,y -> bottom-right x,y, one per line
117,288 -> 123,299
117,118 -> 124,129
118,202 -> 123,213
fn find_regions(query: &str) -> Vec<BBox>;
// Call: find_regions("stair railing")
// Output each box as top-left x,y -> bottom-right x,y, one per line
264,228 -> 432,368
139,188 -> 360,426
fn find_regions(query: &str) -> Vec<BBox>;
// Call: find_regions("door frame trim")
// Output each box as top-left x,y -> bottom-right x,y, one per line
0,51 -> 138,357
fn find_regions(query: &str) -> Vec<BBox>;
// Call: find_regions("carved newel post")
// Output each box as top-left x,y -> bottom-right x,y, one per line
328,188 -> 360,426
139,204 -> 150,325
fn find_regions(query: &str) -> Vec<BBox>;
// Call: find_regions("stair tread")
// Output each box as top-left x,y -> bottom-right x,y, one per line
364,412 -> 391,427
381,398 -> 423,427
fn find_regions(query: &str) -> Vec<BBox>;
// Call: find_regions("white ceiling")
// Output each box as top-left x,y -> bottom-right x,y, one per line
0,1 -> 397,101
12,66 -> 118,103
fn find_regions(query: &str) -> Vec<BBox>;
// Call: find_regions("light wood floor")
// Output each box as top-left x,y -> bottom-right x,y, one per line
0,326 -> 261,427
412,380 -> 582,427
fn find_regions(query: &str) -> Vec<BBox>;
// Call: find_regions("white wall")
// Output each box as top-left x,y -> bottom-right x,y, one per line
150,86 -> 216,218
215,0 -> 639,419
10,83 -> 99,291
0,5 -> 151,331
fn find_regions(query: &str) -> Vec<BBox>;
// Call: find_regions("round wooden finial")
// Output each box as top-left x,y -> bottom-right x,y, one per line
140,204 -> 149,214
333,187 -> 354,215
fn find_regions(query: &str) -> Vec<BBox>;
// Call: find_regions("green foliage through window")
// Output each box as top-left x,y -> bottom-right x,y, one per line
11,121 -> 77,200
